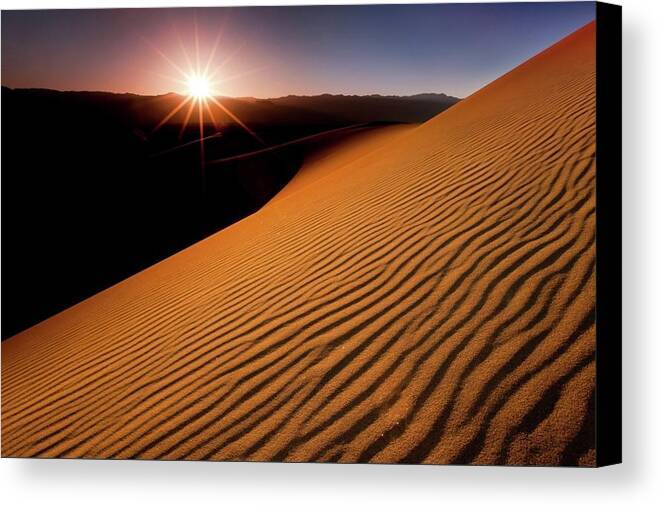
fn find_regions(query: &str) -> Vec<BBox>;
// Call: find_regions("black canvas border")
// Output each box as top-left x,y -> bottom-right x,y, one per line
595,1 -> 622,467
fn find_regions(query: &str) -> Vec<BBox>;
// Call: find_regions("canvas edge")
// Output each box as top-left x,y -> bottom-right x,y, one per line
595,1 -> 623,468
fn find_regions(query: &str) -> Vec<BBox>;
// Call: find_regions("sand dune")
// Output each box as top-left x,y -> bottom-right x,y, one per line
1,22 -> 596,465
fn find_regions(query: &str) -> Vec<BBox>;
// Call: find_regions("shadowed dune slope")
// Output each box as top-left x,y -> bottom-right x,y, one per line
1,22 -> 596,466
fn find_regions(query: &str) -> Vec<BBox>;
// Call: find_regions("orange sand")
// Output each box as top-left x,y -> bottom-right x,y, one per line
1,22 -> 596,465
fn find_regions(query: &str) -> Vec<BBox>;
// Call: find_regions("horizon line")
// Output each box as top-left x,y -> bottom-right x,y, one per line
0,85 -> 463,101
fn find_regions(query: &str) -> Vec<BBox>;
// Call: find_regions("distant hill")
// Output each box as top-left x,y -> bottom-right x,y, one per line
1,87 -> 460,129
266,93 -> 460,123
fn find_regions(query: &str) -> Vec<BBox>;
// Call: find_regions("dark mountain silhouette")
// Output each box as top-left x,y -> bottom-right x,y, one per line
268,93 -> 459,123
1,88 -> 459,127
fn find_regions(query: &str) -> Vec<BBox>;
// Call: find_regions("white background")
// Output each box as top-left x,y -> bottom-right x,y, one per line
0,0 -> 658,505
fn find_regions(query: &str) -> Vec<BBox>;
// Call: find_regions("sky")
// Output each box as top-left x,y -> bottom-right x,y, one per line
1,3 -> 595,98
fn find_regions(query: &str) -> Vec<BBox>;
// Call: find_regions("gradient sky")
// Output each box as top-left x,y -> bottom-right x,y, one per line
1,3 -> 595,98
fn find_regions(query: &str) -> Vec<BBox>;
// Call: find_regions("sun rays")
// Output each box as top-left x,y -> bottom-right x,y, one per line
146,20 -> 265,188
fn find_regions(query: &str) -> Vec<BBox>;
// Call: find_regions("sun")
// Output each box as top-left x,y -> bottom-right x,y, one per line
186,74 -> 211,99
146,24 -> 266,188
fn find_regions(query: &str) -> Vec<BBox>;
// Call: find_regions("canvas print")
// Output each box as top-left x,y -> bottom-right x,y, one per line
1,2 -> 621,466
